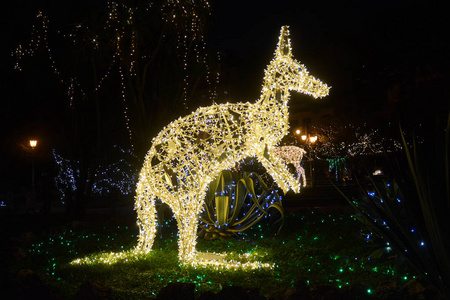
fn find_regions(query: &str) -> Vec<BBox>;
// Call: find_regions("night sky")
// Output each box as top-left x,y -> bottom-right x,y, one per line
1,0 -> 447,192
209,1 -> 446,89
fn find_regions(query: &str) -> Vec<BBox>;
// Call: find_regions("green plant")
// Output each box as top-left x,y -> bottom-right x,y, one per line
334,114 -> 450,299
199,170 -> 285,239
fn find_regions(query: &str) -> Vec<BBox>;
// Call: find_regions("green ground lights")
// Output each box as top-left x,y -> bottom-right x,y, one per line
22,210 -> 418,298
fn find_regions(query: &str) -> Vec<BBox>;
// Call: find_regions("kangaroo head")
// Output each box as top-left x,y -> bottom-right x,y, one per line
261,26 -> 330,104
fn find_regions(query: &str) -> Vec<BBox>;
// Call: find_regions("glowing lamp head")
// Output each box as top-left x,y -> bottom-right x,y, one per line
309,136 -> 317,143
301,135 -> 307,141
29,140 -> 37,149
295,129 -> 301,135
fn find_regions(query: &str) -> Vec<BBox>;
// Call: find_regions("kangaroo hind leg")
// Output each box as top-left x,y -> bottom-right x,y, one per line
134,186 -> 157,254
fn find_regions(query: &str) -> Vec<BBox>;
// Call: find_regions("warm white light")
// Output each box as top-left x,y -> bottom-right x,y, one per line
29,140 -> 37,148
133,25 -> 330,266
309,136 -> 317,143
295,129 -> 301,135
273,146 -> 307,187
301,135 -> 307,141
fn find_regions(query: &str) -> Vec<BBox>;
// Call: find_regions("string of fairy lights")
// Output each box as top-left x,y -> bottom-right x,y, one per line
13,0 -> 215,150
161,0 -> 214,110
118,66 -> 133,149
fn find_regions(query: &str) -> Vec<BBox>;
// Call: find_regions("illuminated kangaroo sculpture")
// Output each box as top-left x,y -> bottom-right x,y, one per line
134,26 -> 330,265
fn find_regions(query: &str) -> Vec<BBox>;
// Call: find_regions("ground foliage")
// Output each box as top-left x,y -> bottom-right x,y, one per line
333,114 -> 450,299
2,208 -> 426,299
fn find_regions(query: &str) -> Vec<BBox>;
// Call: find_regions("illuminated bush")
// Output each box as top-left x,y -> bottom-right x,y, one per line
53,146 -> 137,203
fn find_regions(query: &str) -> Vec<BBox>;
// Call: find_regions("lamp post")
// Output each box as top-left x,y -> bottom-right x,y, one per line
300,134 -> 317,187
29,140 -> 37,192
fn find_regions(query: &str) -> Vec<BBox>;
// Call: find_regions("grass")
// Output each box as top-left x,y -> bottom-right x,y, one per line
5,209 -> 419,299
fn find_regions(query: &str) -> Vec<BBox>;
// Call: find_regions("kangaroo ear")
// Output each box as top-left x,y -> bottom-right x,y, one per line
276,26 -> 292,58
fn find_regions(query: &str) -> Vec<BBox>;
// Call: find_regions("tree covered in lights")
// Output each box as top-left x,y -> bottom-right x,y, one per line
14,0 -> 216,216
134,26 -> 330,266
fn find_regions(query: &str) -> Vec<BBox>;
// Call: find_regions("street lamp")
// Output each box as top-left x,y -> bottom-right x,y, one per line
30,140 -> 37,149
300,134 -> 317,186
29,140 -> 37,191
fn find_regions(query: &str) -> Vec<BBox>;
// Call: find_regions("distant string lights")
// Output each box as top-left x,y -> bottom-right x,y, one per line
310,123 -> 403,159
13,0 -> 214,150
161,0 -> 212,110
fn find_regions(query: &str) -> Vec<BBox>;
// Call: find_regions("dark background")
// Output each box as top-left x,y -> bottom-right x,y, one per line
1,0 -> 448,194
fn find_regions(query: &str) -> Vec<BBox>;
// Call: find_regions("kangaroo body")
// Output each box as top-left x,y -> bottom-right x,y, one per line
134,26 -> 330,264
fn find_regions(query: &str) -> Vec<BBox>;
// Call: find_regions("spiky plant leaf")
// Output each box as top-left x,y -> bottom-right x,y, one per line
200,170 -> 284,237
215,196 -> 229,226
